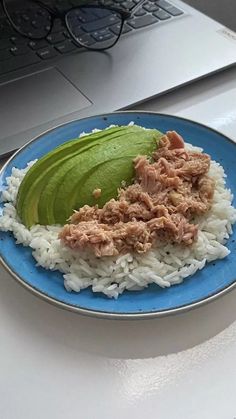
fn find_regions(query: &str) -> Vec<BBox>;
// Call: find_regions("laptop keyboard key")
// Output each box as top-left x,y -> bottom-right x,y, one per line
77,34 -> 96,47
122,0 -> 135,9
47,32 -> 66,44
134,8 -> 146,16
92,28 -> 114,42
37,46 -> 58,59
153,9 -> 171,20
92,8 -> 111,19
110,23 -> 132,35
128,14 -> 158,29
51,19 -> 64,34
156,0 -> 172,8
81,15 -> 120,32
55,40 -> 77,53
157,0 -> 183,15
143,2 -> 159,12
167,6 -> 183,16
10,45 -> 31,56
28,40 -> 49,50
0,52 -> 40,75
85,15 -> 120,33
93,32 -> 114,42
31,19 -> 44,29
10,36 -> 28,46
122,23 -> 133,34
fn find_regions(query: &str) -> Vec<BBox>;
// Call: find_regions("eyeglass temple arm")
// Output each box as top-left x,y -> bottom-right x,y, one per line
113,0 -> 147,19
129,0 -> 148,15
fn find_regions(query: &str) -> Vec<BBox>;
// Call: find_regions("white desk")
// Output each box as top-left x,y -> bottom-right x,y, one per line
1,67 -> 236,419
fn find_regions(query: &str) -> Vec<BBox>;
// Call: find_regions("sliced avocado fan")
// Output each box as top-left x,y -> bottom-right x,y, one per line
17,125 -> 163,227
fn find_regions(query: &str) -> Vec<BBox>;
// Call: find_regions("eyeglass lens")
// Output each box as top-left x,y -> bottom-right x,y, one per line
66,7 -> 123,50
3,0 -> 52,39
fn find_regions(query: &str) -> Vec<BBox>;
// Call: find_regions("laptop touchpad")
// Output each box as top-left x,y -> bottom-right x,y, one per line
0,68 -> 92,139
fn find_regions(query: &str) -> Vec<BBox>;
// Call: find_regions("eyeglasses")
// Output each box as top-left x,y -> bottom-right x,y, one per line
2,0 -> 146,51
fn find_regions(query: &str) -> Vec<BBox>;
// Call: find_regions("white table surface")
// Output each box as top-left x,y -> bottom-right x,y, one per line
1,66 -> 236,419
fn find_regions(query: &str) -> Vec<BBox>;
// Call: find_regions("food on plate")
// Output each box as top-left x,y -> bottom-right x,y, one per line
0,124 -> 236,299
60,131 -> 214,257
16,125 -> 162,227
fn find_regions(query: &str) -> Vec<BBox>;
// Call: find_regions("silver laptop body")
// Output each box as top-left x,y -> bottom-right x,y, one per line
0,0 -> 235,156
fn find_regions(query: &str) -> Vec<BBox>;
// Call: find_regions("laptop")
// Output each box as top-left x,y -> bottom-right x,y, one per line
0,0 -> 236,157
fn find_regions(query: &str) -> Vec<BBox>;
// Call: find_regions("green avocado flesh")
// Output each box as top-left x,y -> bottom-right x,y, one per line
17,125 -> 163,227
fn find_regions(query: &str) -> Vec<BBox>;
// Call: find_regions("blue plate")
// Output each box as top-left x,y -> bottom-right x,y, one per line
1,112 -> 236,319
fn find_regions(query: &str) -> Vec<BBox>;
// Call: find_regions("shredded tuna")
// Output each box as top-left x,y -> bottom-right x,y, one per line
59,131 -> 215,257
61,220 -> 152,257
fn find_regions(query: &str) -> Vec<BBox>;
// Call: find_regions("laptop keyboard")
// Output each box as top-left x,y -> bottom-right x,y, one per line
0,0 -> 184,76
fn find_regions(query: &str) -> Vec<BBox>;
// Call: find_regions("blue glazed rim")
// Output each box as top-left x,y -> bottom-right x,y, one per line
1,111 -> 236,319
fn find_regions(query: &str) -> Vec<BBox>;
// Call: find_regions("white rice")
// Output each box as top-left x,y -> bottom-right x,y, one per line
1,140 -> 236,299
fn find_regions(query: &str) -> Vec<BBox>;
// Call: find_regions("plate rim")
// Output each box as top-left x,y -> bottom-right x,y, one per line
1,110 -> 236,319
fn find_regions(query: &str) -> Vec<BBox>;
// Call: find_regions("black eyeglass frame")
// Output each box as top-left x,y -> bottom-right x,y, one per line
2,0 -> 146,51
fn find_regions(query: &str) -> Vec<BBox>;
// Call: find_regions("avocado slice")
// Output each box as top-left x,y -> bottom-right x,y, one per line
17,126 -> 127,226
76,156 -> 139,208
